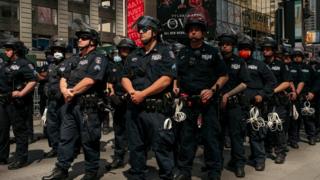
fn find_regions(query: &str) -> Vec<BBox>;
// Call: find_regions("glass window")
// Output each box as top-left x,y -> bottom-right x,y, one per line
0,1 -> 18,19
72,12 -> 90,25
101,0 -> 111,8
35,6 -> 57,25
98,17 -> 115,33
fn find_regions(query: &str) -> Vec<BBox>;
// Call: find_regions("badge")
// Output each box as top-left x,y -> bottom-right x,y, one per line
94,65 -> 101,71
131,57 -> 138,62
112,68 -> 117,72
59,67 -> 66,72
95,57 -> 102,64
169,51 -> 175,59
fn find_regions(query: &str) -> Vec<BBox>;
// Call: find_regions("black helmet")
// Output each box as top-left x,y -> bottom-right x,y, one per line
50,37 -> 67,52
135,15 -> 161,32
184,13 -> 207,32
3,39 -> 28,57
260,37 -> 277,50
218,33 -> 237,46
237,35 -> 254,50
281,43 -> 292,56
75,27 -> 100,46
293,48 -> 304,57
117,38 -> 136,50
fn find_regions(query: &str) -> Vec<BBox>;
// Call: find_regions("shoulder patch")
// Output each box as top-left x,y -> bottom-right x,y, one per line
0,58 -> 3,63
28,64 -> 35,70
95,56 -> 102,64
169,51 -> 175,59
171,63 -> 176,71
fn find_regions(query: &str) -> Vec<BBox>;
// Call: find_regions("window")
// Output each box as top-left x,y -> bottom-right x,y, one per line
34,6 -> 57,25
100,0 -> 114,9
69,12 -> 90,26
0,1 -> 18,19
98,17 -> 115,33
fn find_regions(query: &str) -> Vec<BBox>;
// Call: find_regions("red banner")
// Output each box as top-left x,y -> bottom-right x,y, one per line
127,0 -> 144,47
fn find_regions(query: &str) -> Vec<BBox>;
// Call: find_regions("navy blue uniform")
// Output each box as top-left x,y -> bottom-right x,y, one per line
0,57 -> 37,163
107,58 -> 128,161
265,59 -> 292,159
122,43 -> 176,179
56,51 -> 107,174
299,63 -> 317,141
244,57 -> 276,165
45,56 -> 77,153
221,54 -> 250,168
286,62 -> 304,145
176,43 -> 228,178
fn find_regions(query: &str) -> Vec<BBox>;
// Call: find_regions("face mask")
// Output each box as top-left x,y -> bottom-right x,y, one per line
239,50 -> 251,59
113,55 -> 122,62
53,52 -> 64,60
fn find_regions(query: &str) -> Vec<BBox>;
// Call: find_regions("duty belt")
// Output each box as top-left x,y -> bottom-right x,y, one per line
143,98 -> 164,112
227,95 -> 240,105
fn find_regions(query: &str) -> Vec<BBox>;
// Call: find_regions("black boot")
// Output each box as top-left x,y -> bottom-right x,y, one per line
81,172 -> 98,180
105,158 -> 124,170
309,137 -> 316,145
8,159 -> 28,170
42,167 -> 68,180
173,173 -> 191,180
289,142 -> 299,149
275,154 -> 286,164
44,149 -> 58,158
235,167 -> 245,177
255,162 -> 265,171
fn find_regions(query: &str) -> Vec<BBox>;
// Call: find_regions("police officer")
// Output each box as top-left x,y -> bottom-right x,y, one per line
0,39 -> 37,169
292,48 -> 317,145
43,37 -> 67,158
281,46 -> 303,149
238,35 -> 277,171
105,38 -> 136,170
121,15 -> 176,180
218,33 -> 250,177
260,37 -> 292,164
42,26 -> 108,180
173,13 -> 229,180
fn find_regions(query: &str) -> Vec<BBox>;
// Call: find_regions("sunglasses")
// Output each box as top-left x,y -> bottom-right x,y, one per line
138,26 -> 151,33
78,34 -> 91,40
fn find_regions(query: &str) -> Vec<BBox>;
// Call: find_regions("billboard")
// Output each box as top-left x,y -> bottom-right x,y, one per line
306,31 -> 320,44
157,0 -> 216,42
295,0 -> 302,40
127,0 -> 144,47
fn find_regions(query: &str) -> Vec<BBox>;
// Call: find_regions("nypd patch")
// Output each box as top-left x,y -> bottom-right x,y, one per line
201,54 -> 212,61
10,64 -> 20,70
248,65 -> 257,70
95,57 -> 102,64
231,64 -> 241,70
271,66 -> 280,71
152,54 -> 162,61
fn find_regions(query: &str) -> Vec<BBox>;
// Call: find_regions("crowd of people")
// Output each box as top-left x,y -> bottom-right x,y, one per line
0,13 -> 320,180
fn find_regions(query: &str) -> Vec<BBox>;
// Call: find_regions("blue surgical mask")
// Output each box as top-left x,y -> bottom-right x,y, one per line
113,55 -> 122,63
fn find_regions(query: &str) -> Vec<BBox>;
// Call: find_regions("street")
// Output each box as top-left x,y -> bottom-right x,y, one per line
2,121 -> 320,180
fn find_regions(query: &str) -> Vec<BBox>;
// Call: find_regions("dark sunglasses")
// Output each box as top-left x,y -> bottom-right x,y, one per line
138,26 -> 151,33
78,34 -> 91,40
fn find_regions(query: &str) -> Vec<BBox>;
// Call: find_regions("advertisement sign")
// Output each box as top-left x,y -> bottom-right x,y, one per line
157,0 -> 216,42
127,0 -> 144,46
295,0 -> 302,40
306,31 -> 320,44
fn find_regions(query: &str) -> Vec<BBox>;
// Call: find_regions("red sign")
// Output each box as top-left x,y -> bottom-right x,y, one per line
127,0 -> 144,47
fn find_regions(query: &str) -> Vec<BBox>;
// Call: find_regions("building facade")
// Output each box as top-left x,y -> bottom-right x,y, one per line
0,0 -> 117,58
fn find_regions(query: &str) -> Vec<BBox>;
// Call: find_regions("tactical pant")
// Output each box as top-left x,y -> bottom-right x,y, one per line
113,102 -> 127,159
265,105 -> 288,156
248,121 -> 267,165
26,97 -> 34,139
177,103 -> 223,178
221,104 -> 246,168
126,104 -> 175,180
0,101 -> 29,162
46,99 -> 63,151
57,102 -> 101,173
288,102 -> 301,144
